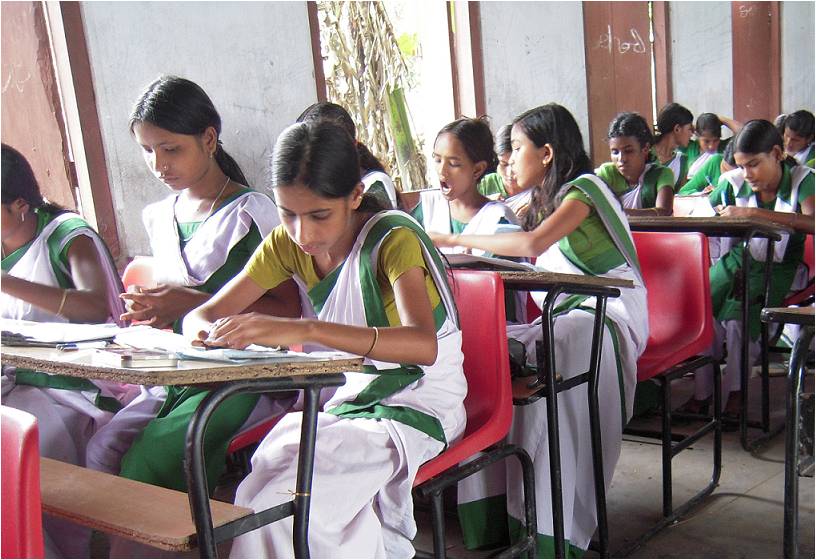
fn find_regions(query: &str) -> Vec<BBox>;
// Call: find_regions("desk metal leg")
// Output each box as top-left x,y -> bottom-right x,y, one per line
292,386 -> 322,559
184,376 -> 344,559
540,290 -> 566,559
784,326 -> 813,559
587,296 -> 609,558
740,233 -> 776,451
186,384 -> 232,558
538,289 -> 610,558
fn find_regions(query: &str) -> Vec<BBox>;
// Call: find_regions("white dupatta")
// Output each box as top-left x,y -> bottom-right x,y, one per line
1,212 -> 124,324
142,191 -> 278,286
418,190 -> 520,256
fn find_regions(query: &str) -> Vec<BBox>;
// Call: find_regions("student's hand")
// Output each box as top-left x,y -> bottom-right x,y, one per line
428,232 -> 457,248
716,206 -> 755,219
193,313 -> 311,349
120,284 -> 205,328
702,185 -> 715,194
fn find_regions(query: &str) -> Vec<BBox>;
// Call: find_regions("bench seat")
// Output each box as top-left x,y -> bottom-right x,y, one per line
40,458 -> 251,551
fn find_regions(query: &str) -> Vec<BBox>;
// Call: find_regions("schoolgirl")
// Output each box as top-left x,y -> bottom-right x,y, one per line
181,119 -> 467,557
782,110 -> 815,167
431,104 -> 648,555
680,120 -> 814,419
1,144 -> 128,557
85,76 -> 300,494
479,123 -> 533,220
1,144 -> 128,463
595,112 -> 675,215
412,117 -> 519,256
297,101 -> 400,209
652,102 -> 695,190
678,141 -> 737,195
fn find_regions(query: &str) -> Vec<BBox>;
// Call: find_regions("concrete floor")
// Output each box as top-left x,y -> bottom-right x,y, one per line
412,372 -> 815,559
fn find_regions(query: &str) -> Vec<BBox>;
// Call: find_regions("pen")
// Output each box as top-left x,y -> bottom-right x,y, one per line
57,341 -> 109,351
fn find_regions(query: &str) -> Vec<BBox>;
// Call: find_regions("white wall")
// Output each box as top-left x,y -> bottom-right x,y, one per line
81,1 -> 317,257
669,1 -> 733,120
479,2 -> 590,145
781,0 -> 815,113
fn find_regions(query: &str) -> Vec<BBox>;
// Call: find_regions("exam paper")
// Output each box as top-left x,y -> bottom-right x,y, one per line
1,319 -> 145,343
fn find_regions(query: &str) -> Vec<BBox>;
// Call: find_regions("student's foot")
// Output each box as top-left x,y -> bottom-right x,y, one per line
674,397 -> 711,416
512,376 -> 543,400
721,392 -> 743,429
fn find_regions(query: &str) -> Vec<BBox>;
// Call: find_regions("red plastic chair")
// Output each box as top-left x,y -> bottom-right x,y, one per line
121,256 -> 157,290
1,405 -> 44,559
620,232 -> 722,554
413,269 -> 537,557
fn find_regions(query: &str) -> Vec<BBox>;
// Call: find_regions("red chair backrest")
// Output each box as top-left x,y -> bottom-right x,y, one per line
804,234 -> 814,280
1,405 -> 44,558
414,269 -> 513,486
121,256 -> 156,291
633,232 -> 714,381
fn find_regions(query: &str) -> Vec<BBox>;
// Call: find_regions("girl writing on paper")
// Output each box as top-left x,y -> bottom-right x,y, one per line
431,104 -> 648,556
679,119 -> 814,420
85,76 -> 300,497
183,119 -> 467,558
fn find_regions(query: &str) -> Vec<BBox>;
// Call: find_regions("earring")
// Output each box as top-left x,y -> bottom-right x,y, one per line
20,213 -> 25,223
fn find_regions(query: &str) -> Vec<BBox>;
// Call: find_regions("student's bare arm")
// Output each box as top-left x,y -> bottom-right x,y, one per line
431,198 -> 591,257
1,235 -> 112,323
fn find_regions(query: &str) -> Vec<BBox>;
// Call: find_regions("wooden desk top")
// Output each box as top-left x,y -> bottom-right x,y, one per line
760,306 -> 815,326
498,270 -> 634,290
1,346 -> 363,386
628,216 -> 791,239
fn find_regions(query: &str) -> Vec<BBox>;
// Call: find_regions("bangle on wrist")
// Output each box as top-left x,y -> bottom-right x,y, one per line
56,289 -> 68,316
364,326 -> 379,357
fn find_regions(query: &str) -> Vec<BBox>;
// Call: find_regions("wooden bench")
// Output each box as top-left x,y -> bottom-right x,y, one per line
40,458 -> 252,551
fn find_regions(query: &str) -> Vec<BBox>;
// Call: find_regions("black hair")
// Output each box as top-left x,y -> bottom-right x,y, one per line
297,101 -> 357,139
495,124 -> 513,156
784,110 -> 815,141
271,120 -> 387,213
436,116 -> 498,180
654,102 -> 694,142
773,113 -> 788,136
606,112 -> 654,149
722,141 -> 736,167
297,101 -> 388,173
129,75 -> 249,186
732,119 -> 797,166
1,144 -> 65,215
695,113 -> 722,138
512,104 -> 592,231
356,141 -> 387,173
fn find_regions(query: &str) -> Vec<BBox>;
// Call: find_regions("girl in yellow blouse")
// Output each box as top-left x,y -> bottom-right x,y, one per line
183,119 -> 467,558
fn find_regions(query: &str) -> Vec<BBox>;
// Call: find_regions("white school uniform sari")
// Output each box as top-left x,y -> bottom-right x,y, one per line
1,211 -> 129,465
231,211 -> 467,559
458,175 -> 649,555
85,190 -> 282,475
418,190 -> 520,256
0,211 -> 128,558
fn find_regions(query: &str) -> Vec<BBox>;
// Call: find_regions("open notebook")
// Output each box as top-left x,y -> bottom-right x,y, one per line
443,253 -> 539,272
673,194 -> 718,217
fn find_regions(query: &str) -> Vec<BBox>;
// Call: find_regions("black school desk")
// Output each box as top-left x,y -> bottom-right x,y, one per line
1,345 -> 361,558
499,270 -> 634,558
760,306 -> 814,559
628,215 -> 791,451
